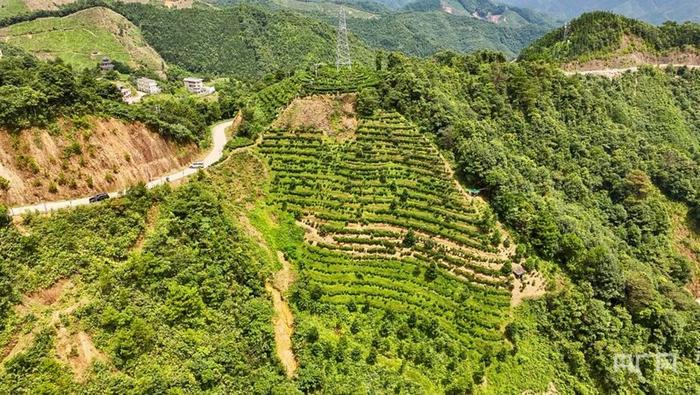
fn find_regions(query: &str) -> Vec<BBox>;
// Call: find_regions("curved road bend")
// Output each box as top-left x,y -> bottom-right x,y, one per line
8,118 -> 236,217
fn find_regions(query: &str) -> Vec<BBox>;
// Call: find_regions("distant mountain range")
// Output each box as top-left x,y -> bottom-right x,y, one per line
498,0 -> 700,24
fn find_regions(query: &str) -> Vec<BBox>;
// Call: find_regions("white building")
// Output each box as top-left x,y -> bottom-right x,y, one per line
183,77 -> 216,95
183,77 -> 204,93
136,77 -> 161,94
118,86 -> 131,102
99,57 -> 114,71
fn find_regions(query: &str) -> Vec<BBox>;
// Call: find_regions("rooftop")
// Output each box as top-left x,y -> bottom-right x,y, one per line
512,264 -> 527,277
183,77 -> 203,83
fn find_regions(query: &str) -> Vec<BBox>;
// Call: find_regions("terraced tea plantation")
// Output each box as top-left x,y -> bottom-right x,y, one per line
260,109 -> 515,389
300,66 -> 380,94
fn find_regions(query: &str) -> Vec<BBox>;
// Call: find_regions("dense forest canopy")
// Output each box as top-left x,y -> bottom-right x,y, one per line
110,3 -> 376,79
365,50 -> 700,392
499,0 -> 700,25
520,11 -> 700,63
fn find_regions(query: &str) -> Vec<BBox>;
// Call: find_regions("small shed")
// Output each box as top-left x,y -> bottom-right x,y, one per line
512,264 -> 526,278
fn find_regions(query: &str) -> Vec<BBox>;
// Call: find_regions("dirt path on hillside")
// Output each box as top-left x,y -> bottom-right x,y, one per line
265,251 -> 298,377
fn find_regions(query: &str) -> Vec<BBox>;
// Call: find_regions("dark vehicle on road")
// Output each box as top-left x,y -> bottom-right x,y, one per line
88,193 -> 110,203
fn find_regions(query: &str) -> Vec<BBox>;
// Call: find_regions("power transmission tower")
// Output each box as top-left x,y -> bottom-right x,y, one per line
336,8 -> 352,70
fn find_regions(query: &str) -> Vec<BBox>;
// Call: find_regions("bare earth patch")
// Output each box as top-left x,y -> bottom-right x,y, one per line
511,271 -> 547,307
522,382 -> 560,395
265,251 -> 298,377
563,50 -> 700,75
0,117 -> 198,206
667,200 -> 700,303
273,94 -> 357,141
132,204 -> 160,252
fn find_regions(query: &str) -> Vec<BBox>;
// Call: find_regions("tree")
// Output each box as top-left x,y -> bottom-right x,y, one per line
0,204 -> 9,227
424,263 -> 438,282
580,246 -> 625,302
306,327 -> 319,343
357,87 -> 380,116
402,229 -> 417,248
624,272 -> 656,317
0,176 -> 9,192
164,282 -> 205,326
366,348 -> 377,365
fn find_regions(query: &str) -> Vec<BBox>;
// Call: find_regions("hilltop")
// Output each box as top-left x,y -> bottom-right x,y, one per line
499,0 -> 700,24
519,11 -> 700,68
0,6 -> 166,72
0,0 -> 193,18
112,3 -> 375,79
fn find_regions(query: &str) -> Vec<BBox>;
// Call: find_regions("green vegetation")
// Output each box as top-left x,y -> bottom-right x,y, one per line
112,3 -> 375,79
0,180 -> 293,392
0,6 -> 166,72
520,11 -> 700,63
0,0 -> 27,19
330,8 -> 552,59
372,50 -> 700,392
1,6 -> 699,393
0,46 -> 228,142
259,106 -> 513,391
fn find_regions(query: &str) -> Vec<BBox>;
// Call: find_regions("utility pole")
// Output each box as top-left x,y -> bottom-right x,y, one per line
336,8 -> 352,70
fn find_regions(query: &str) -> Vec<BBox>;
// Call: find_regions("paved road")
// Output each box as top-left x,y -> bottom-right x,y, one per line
564,64 -> 700,78
8,118 -> 236,217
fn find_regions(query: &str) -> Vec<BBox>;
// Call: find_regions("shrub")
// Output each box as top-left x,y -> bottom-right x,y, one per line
0,204 -> 9,227
0,176 -> 9,192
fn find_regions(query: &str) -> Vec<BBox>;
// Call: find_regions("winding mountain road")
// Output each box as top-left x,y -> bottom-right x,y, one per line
564,64 -> 700,78
7,117 -> 237,217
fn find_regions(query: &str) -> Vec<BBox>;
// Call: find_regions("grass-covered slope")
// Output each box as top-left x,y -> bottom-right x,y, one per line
520,11 -> 700,64
113,3 -> 374,79
0,0 -> 28,18
0,6 -> 166,72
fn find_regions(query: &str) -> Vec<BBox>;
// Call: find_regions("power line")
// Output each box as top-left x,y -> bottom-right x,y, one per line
336,8 -> 352,70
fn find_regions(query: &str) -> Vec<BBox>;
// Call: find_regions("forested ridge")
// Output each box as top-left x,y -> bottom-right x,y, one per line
521,11 -> 700,63
366,50 -> 700,392
110,3 -> 376,79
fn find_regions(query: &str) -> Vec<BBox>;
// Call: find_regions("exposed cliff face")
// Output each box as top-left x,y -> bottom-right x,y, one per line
0,117 -> 198,206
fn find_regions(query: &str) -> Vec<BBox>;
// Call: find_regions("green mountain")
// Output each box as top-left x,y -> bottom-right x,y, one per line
0,6 -> 166,73
499,0 -> 700,24
371,49 -> 700,394
208,0 -> 555,59
112,3 -> 375,79
520,11 -> 700,63
346,10 -> 550,58
2,5 -> 700,395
